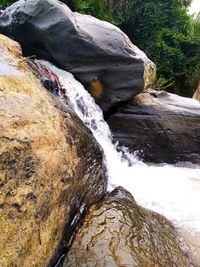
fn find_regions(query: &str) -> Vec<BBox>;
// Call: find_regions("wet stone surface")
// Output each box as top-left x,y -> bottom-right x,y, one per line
64,187 -> 195,267
0,34 -> 107,267
108,90 -> 200,164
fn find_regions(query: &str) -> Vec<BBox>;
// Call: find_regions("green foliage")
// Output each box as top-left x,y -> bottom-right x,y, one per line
75,0 -> 118,24
0,0 -> 15,8
118,0 -> 200,96
154,76 -> 173,91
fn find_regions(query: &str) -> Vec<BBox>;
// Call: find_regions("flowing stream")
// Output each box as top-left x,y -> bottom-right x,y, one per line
40,60 -> 200,255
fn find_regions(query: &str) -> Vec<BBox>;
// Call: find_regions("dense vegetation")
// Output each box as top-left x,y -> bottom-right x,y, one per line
0,0 -> 15,7
1,0 -> 200,96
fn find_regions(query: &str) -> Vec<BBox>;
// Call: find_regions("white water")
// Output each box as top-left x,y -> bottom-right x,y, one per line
40,60 -> 200,245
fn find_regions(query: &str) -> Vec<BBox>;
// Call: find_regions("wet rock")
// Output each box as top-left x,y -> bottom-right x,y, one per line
0,0 -> 155,113
178,228 -> 200,266
64,187 -> 195,267
0,34 -> 107,267
108,90 -> 200,164
26,58 -> 63,95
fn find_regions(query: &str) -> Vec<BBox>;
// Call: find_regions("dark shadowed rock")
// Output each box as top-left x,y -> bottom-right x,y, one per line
0,34 -> 107,267
64,186 -> 195,267
108,90 -> 200,164
0,0 -> 155,113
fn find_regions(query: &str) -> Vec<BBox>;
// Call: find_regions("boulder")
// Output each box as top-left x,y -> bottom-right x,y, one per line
108,90 -> 200,164
64,187 -> 194,267
0,34 -> 107,267
193,82 -> 200,102
0,0 -> 156,113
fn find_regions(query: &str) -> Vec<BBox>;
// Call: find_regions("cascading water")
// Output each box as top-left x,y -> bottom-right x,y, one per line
40,60 -> 200,256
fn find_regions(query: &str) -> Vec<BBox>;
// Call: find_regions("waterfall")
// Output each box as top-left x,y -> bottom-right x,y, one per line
39,60 -> 200,247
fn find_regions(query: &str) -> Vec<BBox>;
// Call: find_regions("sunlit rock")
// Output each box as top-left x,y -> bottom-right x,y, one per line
193,82 -> 200,102
0,0 -> 156,113
0,34 -> 106,267
178,228 -> 200,266
64,187 -> 195,267
108,90 -> 200,163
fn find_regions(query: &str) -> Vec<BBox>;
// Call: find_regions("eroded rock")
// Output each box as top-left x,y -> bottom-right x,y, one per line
64,187 -> 194,267
0,34 -> 107,267
0,0 -> 156,113
108,90 -> 200,163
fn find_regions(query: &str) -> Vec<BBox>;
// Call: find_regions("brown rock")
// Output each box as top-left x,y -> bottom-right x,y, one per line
0,34 -> 107,267
178,228 -> 200,266
193,82 -> 200,102
64,187 -> 195,267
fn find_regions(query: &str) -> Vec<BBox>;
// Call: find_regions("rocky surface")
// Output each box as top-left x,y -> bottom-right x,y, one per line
64,187 -> 195,267
178,228 -> 200,267
193,83 -> 200,102
0,0 -> 156,113
0,34 -> 107,267
108,90 -> 200,163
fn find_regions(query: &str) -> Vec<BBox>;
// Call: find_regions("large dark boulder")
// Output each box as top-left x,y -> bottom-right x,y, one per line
64,187 -> 195,267
108,90 -> 200,164
0,34 -> 106,267
0,0 -> 155,113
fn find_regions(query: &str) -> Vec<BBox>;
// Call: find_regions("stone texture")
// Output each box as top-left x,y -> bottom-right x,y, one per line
0,34 -> 107,267
193,82 -> 200,102
64,187 -> 195,267
108,90 -> 200,164
178,228 -> 200,267
0,0 -> 156,113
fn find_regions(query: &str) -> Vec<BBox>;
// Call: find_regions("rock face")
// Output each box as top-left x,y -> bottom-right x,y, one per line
108,91 -> 200,163
193,83 -> 200,102
64,187 -> 194,267
0,0 -> 156,113
0,34 -> 107,267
